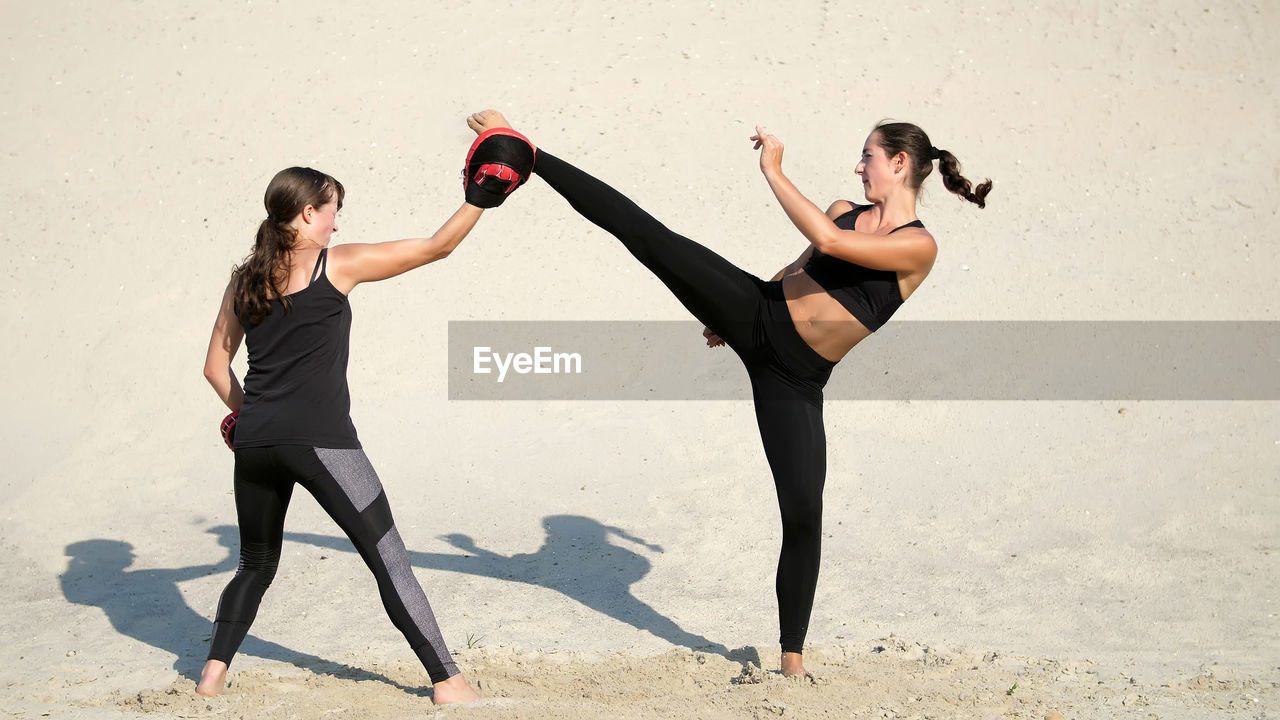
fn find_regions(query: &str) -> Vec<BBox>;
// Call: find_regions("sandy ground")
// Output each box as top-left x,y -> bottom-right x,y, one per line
2,1 -> 1278,718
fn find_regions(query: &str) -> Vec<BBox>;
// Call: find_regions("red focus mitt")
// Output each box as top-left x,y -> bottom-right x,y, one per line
220,410 -> 239,451
463,128 -> 536,208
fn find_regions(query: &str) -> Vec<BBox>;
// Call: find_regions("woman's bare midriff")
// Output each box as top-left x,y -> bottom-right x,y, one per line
781,270 -> 916,363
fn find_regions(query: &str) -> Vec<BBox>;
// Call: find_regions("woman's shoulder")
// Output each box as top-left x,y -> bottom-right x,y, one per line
825,199 -> 858,219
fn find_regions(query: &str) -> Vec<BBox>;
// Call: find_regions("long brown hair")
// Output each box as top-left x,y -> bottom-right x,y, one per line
232,167 -> 345,325
874,121 -> 992,208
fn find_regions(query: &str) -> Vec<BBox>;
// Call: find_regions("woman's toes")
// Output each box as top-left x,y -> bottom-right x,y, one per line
467,110 -> 512,134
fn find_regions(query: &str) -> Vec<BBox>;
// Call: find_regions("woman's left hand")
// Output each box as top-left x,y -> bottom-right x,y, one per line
702,326 -> 726,348
751,125 -> 784,175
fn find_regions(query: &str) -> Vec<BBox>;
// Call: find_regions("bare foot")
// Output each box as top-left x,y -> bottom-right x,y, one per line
195,659 -> 227,697
780,651 -> 809,678
466,109 -> 513,135
467,110 -> 537,152
432,673 -> 480,705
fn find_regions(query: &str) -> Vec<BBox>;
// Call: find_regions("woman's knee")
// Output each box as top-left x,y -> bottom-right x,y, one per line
237,543 -> 282,585
778,492 -> 823,541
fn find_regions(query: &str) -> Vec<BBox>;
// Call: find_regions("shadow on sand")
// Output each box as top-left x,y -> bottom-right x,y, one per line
59,528 -> 428,696
285,513 -> 758,664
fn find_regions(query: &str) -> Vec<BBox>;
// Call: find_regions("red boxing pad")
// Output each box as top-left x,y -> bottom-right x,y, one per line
220,410 -> 239,451
463,128 -> 536,208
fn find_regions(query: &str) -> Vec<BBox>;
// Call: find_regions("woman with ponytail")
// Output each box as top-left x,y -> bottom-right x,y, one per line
465,110 -> 989,678
198,136 -> 531,704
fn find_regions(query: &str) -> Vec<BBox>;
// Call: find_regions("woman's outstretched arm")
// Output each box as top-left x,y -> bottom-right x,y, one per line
326,203 -> 485,294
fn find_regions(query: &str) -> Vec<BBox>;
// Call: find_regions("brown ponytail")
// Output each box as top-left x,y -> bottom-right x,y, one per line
937,149 -> 992,209
873,121 -> 992,209
232,167 -> 345,325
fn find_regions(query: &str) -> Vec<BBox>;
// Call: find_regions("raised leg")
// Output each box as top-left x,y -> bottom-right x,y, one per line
468,110 -> 764,349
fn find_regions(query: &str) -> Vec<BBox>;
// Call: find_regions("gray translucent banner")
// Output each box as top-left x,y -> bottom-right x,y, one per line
447,321 -> 1279,401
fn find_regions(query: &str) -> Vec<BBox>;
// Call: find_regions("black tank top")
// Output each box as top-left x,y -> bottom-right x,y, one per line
801,204 -> 925,332
234,249 -> 361,449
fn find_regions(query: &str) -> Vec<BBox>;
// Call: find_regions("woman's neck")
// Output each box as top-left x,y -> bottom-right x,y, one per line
872,190 -> 919,230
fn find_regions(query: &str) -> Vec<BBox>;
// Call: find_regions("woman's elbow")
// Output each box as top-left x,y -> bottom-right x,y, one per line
810,231 -> 838,255
417,238 -> 453,266
203,363 -> 223,386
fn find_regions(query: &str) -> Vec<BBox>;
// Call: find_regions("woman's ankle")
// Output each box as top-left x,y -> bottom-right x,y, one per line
432,673 -> 479,705
780,651 -> 807,677
195,659 -> 227,697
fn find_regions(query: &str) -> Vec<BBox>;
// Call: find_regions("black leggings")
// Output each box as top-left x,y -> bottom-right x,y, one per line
208,445 -> 458,683
535,151 -> 836,654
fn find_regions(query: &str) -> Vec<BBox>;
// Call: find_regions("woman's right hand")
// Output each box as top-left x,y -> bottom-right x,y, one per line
751,125 -> 785,177
703,326 -> 726,348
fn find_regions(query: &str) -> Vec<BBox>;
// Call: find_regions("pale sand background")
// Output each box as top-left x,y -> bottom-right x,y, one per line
2,1 -> 1278,718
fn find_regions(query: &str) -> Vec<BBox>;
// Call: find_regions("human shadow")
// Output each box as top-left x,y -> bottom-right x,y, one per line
285,514 -> 750,663
60,528 -> 426,696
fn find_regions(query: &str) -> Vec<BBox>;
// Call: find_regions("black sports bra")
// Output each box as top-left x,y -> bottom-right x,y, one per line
801,204 -> 924,332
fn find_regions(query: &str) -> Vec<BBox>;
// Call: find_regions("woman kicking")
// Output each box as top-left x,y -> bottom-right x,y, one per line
466,109 -> 990,677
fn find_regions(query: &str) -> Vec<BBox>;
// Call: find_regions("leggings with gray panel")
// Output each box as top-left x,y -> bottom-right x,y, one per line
207,445 -> 458,683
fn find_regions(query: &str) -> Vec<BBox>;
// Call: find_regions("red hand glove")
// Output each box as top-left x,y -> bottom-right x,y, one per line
220,411 -> 239,450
